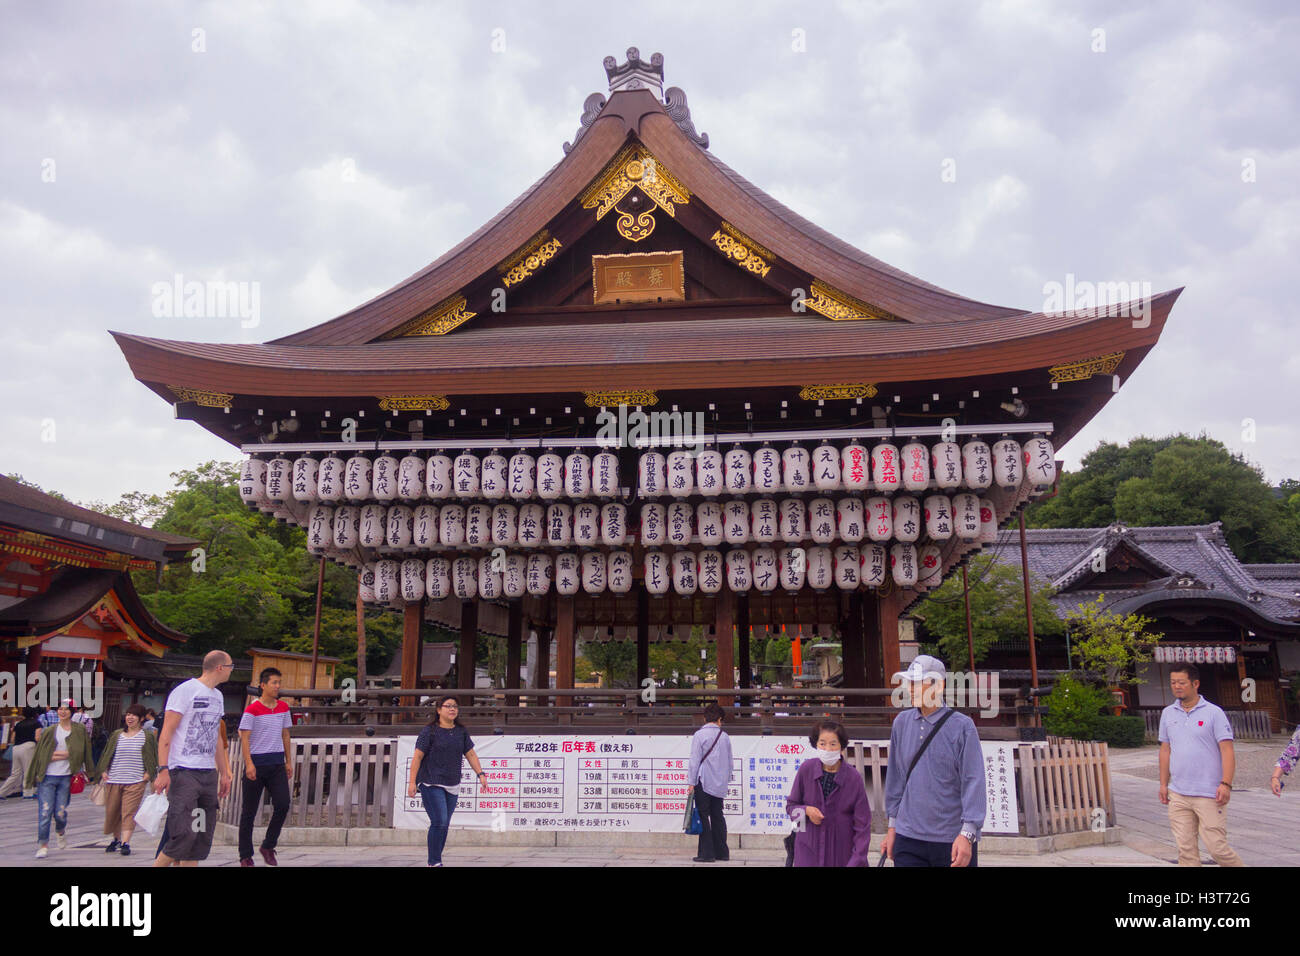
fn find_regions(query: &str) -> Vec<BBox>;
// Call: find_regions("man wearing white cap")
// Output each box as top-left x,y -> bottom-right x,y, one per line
882,655 -> 986,867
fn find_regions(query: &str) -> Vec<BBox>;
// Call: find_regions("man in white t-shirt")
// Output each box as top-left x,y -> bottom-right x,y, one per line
153,650 -> 234,867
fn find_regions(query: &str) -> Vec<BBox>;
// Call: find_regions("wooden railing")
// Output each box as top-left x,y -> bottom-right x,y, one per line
1138,707 -> 1273,741
1023,737 -> 1114,836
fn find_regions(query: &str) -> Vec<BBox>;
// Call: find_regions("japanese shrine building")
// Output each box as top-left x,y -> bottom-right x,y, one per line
111,50 -> 1181,711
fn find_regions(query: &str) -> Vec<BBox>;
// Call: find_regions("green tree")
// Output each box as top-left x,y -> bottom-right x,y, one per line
1065,595 -> 1162,686
912,555 -> 1063,666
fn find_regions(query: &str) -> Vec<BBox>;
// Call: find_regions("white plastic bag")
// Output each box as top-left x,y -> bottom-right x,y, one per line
134,791 -> 169,835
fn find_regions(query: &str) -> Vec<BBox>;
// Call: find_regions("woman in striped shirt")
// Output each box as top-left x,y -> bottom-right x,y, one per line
91,704 -> 158,856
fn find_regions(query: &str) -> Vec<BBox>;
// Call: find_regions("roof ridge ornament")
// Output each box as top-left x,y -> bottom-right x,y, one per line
663,86 -> 708,149
566,51 -> 710,154
604,47 -> 664,97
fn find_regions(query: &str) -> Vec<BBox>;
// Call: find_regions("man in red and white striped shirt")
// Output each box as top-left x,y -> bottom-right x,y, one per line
237,668 -> 293,866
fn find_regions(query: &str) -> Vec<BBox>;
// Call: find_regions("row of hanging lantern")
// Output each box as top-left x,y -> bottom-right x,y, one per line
358,541 -> 947,605
637,437 -> 1055,497
239,436 -> 1055,509
302,493 -> 1002,555
1153,645 -> 1237,664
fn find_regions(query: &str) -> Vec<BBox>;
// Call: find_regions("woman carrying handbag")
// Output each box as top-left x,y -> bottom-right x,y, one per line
25,698 -> 93,859
91,704 -> 158,856
784,720 -> 872,867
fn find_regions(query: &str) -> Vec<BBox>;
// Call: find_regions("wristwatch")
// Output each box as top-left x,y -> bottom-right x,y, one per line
157,765 -> 169,772
960,826 -> 979,844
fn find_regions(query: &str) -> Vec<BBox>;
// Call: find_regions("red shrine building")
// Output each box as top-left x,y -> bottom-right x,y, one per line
111,50 -> 1180,712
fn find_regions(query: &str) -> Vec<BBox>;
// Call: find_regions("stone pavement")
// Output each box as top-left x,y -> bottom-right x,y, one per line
1109,742 -> 1299,866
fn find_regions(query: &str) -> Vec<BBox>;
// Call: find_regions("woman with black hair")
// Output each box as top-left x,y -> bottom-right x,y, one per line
405,696 -> 488,867
785,719 -> 872,866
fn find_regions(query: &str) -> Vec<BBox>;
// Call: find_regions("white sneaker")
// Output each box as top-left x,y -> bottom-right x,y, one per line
35,846 -> 47,859
56,832 -> 67,850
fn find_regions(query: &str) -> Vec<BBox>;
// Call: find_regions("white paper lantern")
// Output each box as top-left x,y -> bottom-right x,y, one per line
546,503 -> 573,546
333,505 -> 360,549
779,498 -> 806,543
752,547 -> 778,592
374,559 -> 399,603
841,444 -> 870,492
391,505 -> 417,549
834,498 -> 864,543
608,550 -> 633,594
806,546 -> 833,591
1193,646 -> 1206,664
1225,646 -> 1236,663
517,503 -> 544,547
572,502 -> 600,547
640,503 -> 666,546
451,453 -> 479,497
723,500 -> 750,544
978,499 -> 998,543
536,453 -> 564,500
1213,646 -> 1226,664
696,501 -> 723,546
426,558 -> 452,600
644,551 -> 670,596
358,562 -> 376,603
924,495 -> 954,541
317,456 -> 344,503
892,496 -> 922,543
525,554 -> 553,596
672,551 -> 698,595
502,554 -> 526,599
751,499 -> 778,542
638,452 -> 667,497
508,452 -> 536,499
666,450 -> 694,497
397,455 -> 425,501
372,455 -> 399,502
581,552 -> 607,594
1022,437 -> 1057,491
565,452 -> 592,498
306,505 -> 334,555
492,503 -> 518,545
782,445 -> 812,492
724,447 -> 752,493
407,504 -> 436,549
961,441 -> 993,491
866,497 -> 893,542
813,444 -> 842,491
359,504 -> 386,548
480,453 -> 508,500
778,547 -> 806,591
265,457 -> 292,505
1173,646 -> 1185,662
695,450 -> 723,496
554,553 -> 580,596
834,546 -> 860,589
725,549 -> 752,592
901,442 -> 930,493
931,442 -> 962,490
439,505 -> 466,546
1153,645 -> 1165,663
478,557 -> 502,600
665,501 -> 692,546
344,455 -> 372,501
953,493 -> 981,541
697,550 -> 723,594
464,504 -> 491,547
860,544 -> 887,589
400,559 -> 425,603
292,457 -> 319,503
240,459 -> 268,506
592,451 -> 619,497
992,439 -> 1023,490
890,543 -> 918,588
426,454 -> 453,499
917,545 -> 943,590
753,446 -> 781,493
452,556 -> 478,599
808,498 -> 836,544
600,503 -> 627,546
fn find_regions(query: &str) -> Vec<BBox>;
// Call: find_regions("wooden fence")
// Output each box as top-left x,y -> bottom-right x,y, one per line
1139,707 -> 1273,741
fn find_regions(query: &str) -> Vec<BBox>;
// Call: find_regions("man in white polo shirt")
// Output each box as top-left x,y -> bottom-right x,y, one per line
1158,662 -> 1244,866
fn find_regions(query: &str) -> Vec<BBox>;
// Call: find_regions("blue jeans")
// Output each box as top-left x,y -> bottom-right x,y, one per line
37,774 -> 72,844
419,785 -> 458,865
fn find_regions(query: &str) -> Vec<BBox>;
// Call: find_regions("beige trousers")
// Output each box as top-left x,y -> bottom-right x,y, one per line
0,742 -> 36,798
1168,790 -> 1245,867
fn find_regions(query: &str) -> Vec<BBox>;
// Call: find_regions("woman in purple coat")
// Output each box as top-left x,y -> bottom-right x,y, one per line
785,720 -> 872,867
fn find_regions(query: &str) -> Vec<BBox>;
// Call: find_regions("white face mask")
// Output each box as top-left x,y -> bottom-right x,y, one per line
815,748 -> 842,766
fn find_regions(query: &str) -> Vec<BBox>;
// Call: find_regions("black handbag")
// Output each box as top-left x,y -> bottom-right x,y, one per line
877,708 -> 956,867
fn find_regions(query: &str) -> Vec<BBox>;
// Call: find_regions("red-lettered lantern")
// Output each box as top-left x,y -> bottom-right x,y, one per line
866,496 -> 893,542
901,442 -> 929,493
841,443 -> 870,492
871,443 -> 901,494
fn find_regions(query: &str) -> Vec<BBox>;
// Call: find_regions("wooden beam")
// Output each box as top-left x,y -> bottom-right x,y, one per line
715,591 -> 735,707
737,595 -> 751,689
865,592 -> 889,689
636,585 -> 650,705
535,627 -> 552,693
506,600 -> 523,706
400,601 -> 421,695
555,594 -> 576,708
459,599 -> 478,691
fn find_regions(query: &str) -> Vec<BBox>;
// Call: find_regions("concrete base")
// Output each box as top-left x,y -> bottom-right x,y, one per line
215,822 -> 1122,854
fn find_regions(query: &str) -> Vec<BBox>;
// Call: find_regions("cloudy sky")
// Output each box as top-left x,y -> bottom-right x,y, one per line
2,0 -> 1296,509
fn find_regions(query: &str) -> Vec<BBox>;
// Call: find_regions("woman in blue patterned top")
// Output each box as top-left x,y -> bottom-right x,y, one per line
1270,725 -> 1300,796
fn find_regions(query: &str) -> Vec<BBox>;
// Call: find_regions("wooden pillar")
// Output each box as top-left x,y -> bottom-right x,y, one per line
555,596 -> 576,708
401,601 -> 422,710
309,554 -> 326,689
864,592 -> 890,689
737,595 -> 751,689
715,593 -> 735,707
534,628 -> 552,692
458,600 -> 478,691
841,592 -> 866,709
356,587 -> 367,692
636,585 -> 650,704
505,602 -> 523,707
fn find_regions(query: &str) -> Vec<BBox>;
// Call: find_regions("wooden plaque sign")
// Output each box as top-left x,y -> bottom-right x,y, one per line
592,251 -> 685,305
